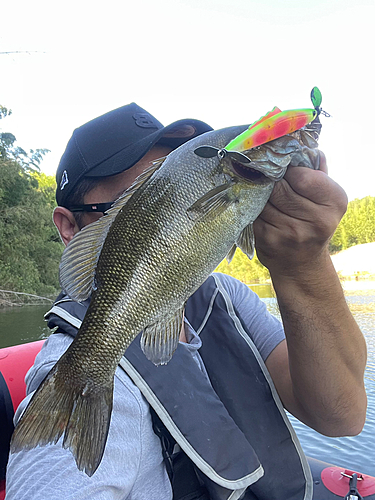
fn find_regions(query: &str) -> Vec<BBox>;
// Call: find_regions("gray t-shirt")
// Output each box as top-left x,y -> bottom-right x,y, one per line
5,273 -> 284,500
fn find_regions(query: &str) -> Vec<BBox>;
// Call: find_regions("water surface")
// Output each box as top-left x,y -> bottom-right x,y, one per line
0,305 -> 51,348
249,281 -> 375,476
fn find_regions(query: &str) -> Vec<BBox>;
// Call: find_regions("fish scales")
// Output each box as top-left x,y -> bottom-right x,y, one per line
86,126 -> 264,350
11,111 -> 323,476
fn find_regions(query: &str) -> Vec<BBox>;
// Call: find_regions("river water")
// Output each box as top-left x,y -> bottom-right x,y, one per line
0,282 -> 374,476
250,281 -> 375,477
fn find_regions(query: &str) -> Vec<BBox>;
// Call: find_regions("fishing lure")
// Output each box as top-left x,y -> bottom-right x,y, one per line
195,87 -> 327,164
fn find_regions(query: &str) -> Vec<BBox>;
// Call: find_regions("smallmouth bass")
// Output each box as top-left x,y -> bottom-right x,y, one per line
11,91 -> 325,476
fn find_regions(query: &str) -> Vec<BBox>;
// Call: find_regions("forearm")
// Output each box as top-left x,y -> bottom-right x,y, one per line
271,250 -> 367,436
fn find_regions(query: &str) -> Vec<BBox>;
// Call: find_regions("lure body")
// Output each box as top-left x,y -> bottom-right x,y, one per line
226,107 -> 317,152
193,87 -> 326,166
248,106 -> 281,130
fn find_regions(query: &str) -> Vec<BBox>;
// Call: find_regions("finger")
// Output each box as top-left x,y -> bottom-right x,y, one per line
282,167 -> 344,207
257,198 -> 291,225
269,174 -> 318,218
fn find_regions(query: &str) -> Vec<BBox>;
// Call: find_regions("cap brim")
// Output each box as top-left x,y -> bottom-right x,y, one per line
86,118 -> 213,178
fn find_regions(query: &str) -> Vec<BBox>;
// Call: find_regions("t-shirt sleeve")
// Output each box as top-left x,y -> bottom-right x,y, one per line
214,273 -> 285,361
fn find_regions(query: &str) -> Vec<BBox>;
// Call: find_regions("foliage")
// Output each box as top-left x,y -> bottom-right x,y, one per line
216,249 -> 270,283
0,107 -> 63,296
330,196 -> 375,253
0,105 -> 50,172
1,105 -> 374,293
218,195 -> 375,283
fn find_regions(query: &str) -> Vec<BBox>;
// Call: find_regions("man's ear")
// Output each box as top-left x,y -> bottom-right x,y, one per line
53,207 -> 80,246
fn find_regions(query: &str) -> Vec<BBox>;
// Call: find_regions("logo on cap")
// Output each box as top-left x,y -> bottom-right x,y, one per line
133,112 -> 159,129
60,170 -> 69,190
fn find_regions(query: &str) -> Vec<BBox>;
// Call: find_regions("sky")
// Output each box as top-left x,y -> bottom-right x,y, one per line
1,0 -> 374,201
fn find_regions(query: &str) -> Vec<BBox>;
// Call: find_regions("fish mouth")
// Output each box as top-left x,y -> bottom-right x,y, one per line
230,158 -> 269,184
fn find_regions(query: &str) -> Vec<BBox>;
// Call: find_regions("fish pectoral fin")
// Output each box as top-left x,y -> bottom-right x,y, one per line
141,306 -> 184,366
226,244 -> 237,264
10,358 -> 113,477
187,182 -> 234,222
237,223 -> 255,260
60,158 -> 166,302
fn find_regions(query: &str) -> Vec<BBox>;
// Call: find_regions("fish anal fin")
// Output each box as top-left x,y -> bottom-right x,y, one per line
141,306 -> 184,366
237,223 -> 255,260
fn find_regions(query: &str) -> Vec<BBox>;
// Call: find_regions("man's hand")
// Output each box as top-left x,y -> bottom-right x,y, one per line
253,152 -> 348,278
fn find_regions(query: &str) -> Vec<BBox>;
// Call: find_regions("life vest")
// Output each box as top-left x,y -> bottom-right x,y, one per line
45,275 -> 313,500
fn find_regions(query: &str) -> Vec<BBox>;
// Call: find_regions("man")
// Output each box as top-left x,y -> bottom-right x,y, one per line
6,103 -> 367,500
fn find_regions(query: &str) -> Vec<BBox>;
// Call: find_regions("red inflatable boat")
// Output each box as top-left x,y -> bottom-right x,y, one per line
1,340 -> 374,500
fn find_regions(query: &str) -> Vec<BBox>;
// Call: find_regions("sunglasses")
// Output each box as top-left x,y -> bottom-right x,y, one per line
68,202 -> 114,215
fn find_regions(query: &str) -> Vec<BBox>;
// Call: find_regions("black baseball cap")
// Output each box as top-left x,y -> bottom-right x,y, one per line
56,103 -> 213,207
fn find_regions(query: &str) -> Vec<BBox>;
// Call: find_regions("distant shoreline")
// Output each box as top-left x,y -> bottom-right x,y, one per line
330,242 -> 375,281
1,242 -> 375,308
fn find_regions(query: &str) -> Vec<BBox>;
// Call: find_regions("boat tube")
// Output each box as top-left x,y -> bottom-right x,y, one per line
0,341 -> 374,500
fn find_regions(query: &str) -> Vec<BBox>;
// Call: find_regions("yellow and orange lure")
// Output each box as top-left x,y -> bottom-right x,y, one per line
194,87 -> 326,164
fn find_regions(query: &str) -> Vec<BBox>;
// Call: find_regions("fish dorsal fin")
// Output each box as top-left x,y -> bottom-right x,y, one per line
59,204 -> 124,302
236,222 -> 255,260
226,244 -> 237,264
140,305 -> 185,366
60,157 -> 167,302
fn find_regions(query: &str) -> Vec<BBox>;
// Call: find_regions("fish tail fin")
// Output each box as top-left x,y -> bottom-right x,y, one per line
10,362 -> 113,477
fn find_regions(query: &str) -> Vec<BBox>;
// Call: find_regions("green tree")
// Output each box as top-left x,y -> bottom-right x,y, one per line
0,106 -> 63,296
216,248 -> 270,283
329,196 -> 375,252
0,105 -> 50,172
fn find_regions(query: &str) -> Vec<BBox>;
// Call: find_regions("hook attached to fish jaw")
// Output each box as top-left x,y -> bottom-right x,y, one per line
194,146 -> 252,165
